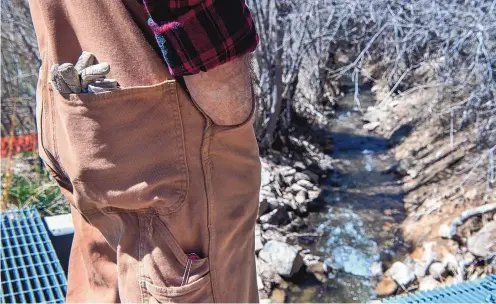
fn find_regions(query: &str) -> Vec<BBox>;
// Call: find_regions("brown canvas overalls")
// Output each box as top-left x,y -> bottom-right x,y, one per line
29,0 -> 261,302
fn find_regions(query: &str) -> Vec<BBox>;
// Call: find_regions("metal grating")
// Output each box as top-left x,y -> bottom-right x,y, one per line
384,274 -> 496,303
1,208 -> 67,303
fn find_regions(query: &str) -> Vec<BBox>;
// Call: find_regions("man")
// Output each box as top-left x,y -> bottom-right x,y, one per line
29,0 -> 261,302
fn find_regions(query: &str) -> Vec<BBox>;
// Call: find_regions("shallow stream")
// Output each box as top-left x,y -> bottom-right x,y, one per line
288,92 -> 409,302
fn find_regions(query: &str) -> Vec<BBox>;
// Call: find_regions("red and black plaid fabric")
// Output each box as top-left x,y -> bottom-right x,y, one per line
142,0 -> 259,76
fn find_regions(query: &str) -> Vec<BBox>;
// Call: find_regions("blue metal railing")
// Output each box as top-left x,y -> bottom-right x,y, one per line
1,208 -> 67,303
384,274 -> 496,303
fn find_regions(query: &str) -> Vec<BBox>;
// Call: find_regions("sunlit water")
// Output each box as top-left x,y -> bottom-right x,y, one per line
287,92 -> 409,302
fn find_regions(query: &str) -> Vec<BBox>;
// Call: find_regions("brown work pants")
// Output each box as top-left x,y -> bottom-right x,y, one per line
29,0 -> 261,302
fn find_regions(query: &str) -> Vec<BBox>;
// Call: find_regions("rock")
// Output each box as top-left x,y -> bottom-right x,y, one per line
414,261 -> 429,278
265,197 -> 280,210
370,261 -> 383,277
261,169 -> 271,186
442,253 -> 459,274
281,198 -> 297,212
467,221 -> 496,257
306,260 -> 327,274
363,108 -> 387,123
255,234 -> 264,253
282,192 -> 294,201
422,242 -> 441,263
278,280 -> 289,290
464,188 -> 478,201
302,170 -> 319,183
313,273 -> 329,283
295,191 -> 307,204
445,276 -> 458,286
375,276 -> 398,296
389,261 -> 416,286
289,184 -> 307,193
289,217 -> 306,230
307,262 -> 326,274
259,187 -> 273,198
262,229 -> 287,243
294,172 -> 311,182
363,121 -> 380,131
307,190 -> 321,201
259,208 -> 290,226
257,275 -> 264,290
259,240 -> 303,277
296,179 -> 314,190
428,262 -> 446,280
301,249 -> 311,255
281,174 -> 294,186
460,252 -> 475,266
256,258 -> 282,285
270,288 -> 286,303
302,254 -> 320,266
259,199 -> 270,216
439,224 -> 453,239
294,161 -> 306,171
279,167 -> 296,177
418,276 -> 441,291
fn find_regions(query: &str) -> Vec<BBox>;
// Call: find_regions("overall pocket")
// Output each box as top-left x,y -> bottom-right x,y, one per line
139,214 -> 213,303
45,80 -> 188,214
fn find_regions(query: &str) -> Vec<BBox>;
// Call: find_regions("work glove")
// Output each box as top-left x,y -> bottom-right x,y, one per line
50,51 -> 119,94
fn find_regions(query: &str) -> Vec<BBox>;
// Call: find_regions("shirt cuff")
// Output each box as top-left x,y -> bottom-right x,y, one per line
147,0 -> 259,76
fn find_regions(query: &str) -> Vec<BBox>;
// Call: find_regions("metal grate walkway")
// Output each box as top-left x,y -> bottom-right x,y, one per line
384,274 -> 496,303
1,208 -> 67,303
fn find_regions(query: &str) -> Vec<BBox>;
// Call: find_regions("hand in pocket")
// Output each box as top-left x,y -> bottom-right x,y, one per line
183,56 -> 254,126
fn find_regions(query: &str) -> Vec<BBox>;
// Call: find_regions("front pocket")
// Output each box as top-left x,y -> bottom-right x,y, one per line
138,214 -> 213,303
145,275 -> 213,303
48,80 -> 188,214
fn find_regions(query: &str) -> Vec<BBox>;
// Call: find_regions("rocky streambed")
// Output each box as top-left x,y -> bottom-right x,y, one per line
256,80 -> 496,302
256,92 -> 409,302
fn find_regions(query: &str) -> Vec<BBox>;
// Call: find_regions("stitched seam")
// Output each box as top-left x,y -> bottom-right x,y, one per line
138,213 -> 146,303
202,128 -> 217,302
155,82 -> 189,215
54,80 -> 176,105
145,275 -> 210,296
38,48 -> 68,181
151,215 -> 189,266
80,206 -> 160,216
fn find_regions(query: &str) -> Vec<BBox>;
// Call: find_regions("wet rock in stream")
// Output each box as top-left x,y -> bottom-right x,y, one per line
259,240 -> 304,277
324,246 -> 380,277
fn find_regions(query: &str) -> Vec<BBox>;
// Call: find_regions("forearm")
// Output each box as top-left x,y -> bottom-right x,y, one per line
183,55 -> 253,126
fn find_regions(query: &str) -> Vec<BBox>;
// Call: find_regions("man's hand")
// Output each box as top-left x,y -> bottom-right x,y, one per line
183,56 -> 253,126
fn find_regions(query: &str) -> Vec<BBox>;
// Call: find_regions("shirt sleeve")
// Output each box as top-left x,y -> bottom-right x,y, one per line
143,0 -> 259,76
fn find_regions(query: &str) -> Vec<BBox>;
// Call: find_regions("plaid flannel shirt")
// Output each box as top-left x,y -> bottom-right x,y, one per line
143,0 -> 259,76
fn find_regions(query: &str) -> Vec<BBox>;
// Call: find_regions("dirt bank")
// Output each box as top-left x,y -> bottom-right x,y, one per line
363,82 -> 496,296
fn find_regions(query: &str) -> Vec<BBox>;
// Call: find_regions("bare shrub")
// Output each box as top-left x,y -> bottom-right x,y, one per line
248,0 -> 495,185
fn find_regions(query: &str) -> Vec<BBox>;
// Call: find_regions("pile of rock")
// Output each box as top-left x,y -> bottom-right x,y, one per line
376,226 -> 496,297
256,158 -> 331,301
259,161 -> 322,218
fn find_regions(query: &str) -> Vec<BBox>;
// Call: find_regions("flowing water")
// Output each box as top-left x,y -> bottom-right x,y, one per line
287,92 -> 409,302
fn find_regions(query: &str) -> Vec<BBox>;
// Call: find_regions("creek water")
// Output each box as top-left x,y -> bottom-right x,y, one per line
287,92 -> 409,302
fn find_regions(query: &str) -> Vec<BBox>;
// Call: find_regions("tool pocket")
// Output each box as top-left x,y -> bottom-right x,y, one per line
44,80 -> 188,214
139,214 -> 213,303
